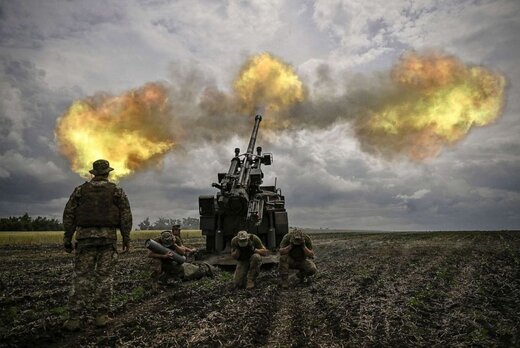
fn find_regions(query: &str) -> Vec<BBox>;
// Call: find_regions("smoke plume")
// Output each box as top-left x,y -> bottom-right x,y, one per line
55,51 -> 507,179
353,51 -> 506,160
55,83 -> 175,180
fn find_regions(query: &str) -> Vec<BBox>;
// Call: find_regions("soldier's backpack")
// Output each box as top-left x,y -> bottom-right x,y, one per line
76,182 -> 120,227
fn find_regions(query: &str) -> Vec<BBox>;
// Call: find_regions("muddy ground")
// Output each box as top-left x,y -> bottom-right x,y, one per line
1,231 -> 519,347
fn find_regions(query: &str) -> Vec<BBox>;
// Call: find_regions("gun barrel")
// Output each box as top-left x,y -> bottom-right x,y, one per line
245,115 -> 262,155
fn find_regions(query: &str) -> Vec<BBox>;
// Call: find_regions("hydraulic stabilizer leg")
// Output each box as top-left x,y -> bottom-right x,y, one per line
267,212 -> 276,250
215,214 -> 223,253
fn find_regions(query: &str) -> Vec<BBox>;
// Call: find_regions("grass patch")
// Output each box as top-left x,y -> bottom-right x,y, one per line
132,230 -> 202,240
0,232 -> 65,245
50,306 -> 68,316
0,306 -> 19,326
0,230 -> 202,245
113,286 -> 147,307
218,271 -> 234,282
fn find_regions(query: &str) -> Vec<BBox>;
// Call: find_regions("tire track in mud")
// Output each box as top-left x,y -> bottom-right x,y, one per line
174,278 -> 280,347
265,283 -> 338,348
265,239 -> 360,347
63,272 -> 282,347
265,286 -> 307,347
3,232 -> 520,347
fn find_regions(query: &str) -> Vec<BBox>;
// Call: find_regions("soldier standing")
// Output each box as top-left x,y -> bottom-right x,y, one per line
278,229 -> 317,289
230,230 -> 268,289
62,159 -> 132,331
148,229 -> 214,284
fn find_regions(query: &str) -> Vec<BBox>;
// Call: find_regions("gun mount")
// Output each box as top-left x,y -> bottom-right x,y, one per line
199,115 -> 288,264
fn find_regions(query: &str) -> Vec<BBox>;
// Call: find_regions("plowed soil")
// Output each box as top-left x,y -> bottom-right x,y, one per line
1,231 -> 519,347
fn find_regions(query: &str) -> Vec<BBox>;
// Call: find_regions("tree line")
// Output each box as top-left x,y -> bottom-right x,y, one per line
137,217 -> 200,230
0,213 -> 64,231
0,214 -> 201,231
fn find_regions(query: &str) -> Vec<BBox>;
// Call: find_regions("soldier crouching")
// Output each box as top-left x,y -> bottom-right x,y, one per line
231,230 -> 268,289
148,229 -> 215,285
62,159 -> 132,331
278,229 -> 317,288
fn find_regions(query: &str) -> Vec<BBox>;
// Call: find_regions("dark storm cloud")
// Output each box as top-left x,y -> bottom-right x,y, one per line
0,0 -> 518,231
0,2 -> 44,49
257,119 -> 520,230
0,56 -> 82,152
0,172 -> 71,202
0,1 -> 124,48
459,161 -> 520,192
0,56 -> 81,216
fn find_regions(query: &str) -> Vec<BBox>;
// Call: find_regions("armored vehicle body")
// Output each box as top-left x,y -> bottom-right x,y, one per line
198,115 -> 288,265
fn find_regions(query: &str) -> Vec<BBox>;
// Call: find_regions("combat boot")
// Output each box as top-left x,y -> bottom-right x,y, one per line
95,314 -> 110,328
62,318 -> 80,331
279,275 -> 289,289
246,278 -> 255,289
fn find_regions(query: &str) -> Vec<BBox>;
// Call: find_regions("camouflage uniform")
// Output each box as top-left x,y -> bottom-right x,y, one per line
63,160 -> 132,327
279,230 -> 317,285
150,232 -> 214,282
172,233 -> 185,249
231,232 -> 265,288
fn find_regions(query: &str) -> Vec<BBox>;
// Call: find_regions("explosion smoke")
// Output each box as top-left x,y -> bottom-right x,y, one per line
353,51 -> 506,160
55,83 -> 175,180
55,51 -> 507,179
234,52 -> 305,116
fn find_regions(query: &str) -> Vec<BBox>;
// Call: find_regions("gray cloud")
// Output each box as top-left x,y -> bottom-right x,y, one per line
0,55 -> 80,215
0,0 -> 518,231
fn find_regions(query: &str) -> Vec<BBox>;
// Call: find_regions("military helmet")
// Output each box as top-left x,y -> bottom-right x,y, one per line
290,229 -> 305,245
89,159 -> 114,175
160,231 -> 174,247
171,224 -> 181,235
236,230 -> 250,247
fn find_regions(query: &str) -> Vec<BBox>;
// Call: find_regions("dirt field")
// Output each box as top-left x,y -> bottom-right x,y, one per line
1,231 -> 519,347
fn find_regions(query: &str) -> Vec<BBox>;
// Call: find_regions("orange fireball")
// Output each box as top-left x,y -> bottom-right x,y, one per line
55,83 -> 175,180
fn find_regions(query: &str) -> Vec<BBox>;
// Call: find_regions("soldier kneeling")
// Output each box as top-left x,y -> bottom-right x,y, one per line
231,231 -> 268,289
148,230 -> 215,285
278,229 -> 317,288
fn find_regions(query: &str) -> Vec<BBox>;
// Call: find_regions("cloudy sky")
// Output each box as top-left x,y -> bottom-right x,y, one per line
1,0 -> 519,230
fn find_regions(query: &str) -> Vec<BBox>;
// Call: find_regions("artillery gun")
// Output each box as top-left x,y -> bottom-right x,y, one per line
198,115 -> 288,265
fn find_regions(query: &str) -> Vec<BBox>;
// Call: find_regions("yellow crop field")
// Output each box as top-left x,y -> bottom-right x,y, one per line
0,230 -> 202,245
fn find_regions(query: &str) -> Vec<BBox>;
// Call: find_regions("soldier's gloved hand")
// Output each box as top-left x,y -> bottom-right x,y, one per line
122,241 -> 130,254
250,243 -> 256,253
64,242 -> 74,253
165,251 -> 175,259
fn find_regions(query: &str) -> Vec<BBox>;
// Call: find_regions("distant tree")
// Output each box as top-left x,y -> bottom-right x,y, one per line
138,217 -> 151,230
136,217 -> 200,230
20,213 -> 32,231
32,216 -> 62,230
182,217 -> 200,229
0,213 -> 64,231
152,217 -> 171,230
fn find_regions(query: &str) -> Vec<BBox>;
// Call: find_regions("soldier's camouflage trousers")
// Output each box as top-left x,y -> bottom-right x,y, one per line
234,253 -> 262,288
278,255 -> 317,279
151,259 -> 213,282
68,244 -> 116,319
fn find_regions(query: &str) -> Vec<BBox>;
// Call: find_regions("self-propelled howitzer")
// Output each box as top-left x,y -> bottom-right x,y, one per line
199,115 -> 288,263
